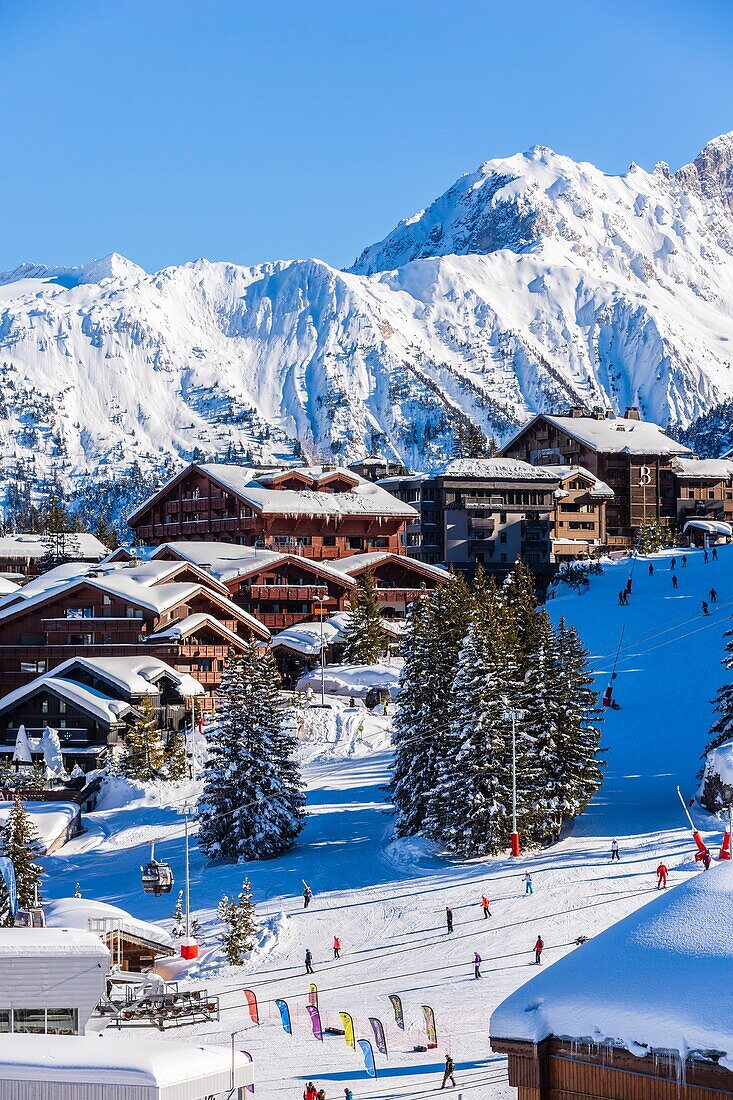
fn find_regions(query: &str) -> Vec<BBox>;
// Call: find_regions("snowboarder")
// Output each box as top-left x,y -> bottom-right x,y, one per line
523,871 -> 533,895
303,1084 -> 317,1100
672,574 -> 678,589
656,863 -> 668,889
611,839 -> 620,861
446,907 -> 454,934
481,894 -> 491,919
670,557 -> 676,570
333,935 -> 341,959
713,546 -> 719,560
534,935 -> 544,965
305,948 -> 314,974
682,555 -> 688,567
648,563 -> 654,576
704,549 -> 709,563
473,951 -> 482,979
702,600 -> 710,616
710,588 -> 718,603
441,1054 -> 456,1089
303,884 -> 313,909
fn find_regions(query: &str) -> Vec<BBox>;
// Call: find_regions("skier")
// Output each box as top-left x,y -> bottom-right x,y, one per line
441,1053 -> 456,1089
702,600 -> 710,616
523,871 -> 533,895
713,546 -> 719,561
656,862 -> 668,889
703,849 -> 712,870
473,951 -> 482,979
305,948 -> 314,974
648,563 -> 654,576
672,574 -> 678,589
316,1091 -> 326,1100
670,557 -> 676,570
344,1090 -> 354,1100
303,1084 -> 317,1100
618,590 -> 625,606
446,906 -> 454,934
303,883 -> 313,909
534,935 -> 544,965
382,698 -> 389,716
704,549 -> 709,563
710,588 -> 718,603
481,894 -> 491,919
682,555 -> 688,567
610,839 -> 620,861
333,935 -> 341,960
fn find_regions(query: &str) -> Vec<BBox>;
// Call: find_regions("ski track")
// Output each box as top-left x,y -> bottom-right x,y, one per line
43,545 -> 731,1099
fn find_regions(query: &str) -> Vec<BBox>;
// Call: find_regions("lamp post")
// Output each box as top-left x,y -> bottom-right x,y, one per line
502,707 -> 525,857
313,589 -> 329,706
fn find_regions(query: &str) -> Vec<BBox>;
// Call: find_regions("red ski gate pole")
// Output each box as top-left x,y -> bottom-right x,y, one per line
676,786 -> 708,856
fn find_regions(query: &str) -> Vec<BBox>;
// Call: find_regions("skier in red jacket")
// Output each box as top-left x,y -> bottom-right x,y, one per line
533,935 -> 544,964
656,862 -> 668,889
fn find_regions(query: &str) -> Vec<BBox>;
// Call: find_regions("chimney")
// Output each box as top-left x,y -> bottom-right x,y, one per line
624,406 -> 641,421
569,407 -> 585,419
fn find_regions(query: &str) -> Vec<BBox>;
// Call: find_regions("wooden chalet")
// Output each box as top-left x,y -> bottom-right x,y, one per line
671,457 -> 733,529
502,407 -> 692,545
539,465 -> 614,558
326,551 -> 452,617
0,656 -> 204,771
491,861 -> 733,1100
127,463 -> 417,558
0,560 -> 268,695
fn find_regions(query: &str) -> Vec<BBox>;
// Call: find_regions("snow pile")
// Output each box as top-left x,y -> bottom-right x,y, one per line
0,801 -> 78,853
703,738 -> 733,788
297,662 -> 402,699
490,860 -> 733,1067
297,697 -> 393,760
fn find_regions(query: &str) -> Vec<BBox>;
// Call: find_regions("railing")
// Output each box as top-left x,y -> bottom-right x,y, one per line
247,585 -> 333,601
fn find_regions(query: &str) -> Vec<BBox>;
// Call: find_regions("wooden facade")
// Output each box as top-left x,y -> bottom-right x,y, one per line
549,467 -> 612,558
492,1036 -> 733,1100
128,463 -> 415,558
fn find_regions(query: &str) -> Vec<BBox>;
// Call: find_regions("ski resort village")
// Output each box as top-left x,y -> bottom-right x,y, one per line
4,6 -> 733,1092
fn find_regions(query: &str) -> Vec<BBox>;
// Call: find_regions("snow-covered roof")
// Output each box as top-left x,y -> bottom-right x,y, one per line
297,662 -> 402,699
45,897 -> 175,949
146,612 -> 253,649
52,656 -> 205,699
0,533 -> 109,561
0,577 -> 20,595
490,860 -> 733,1065
537,464 -> 614,498
151,542 -> 357,587
683,519 -> 733,536
536,414 -> 692,456
0,927 -> 107,956
673,457 -> 733,480
436,457 -> 561,480
270,619 -> 343,656
0,1034 -> 253,1092
326,551 -> 451,582
0,676 -> 135,725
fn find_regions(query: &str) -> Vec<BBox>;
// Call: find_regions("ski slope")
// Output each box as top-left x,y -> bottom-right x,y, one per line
42,546 -> 732,1099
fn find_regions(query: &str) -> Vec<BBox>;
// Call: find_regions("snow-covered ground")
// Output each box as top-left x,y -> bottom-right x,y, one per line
41,545 -> 733,1098
0,800 -> 79,854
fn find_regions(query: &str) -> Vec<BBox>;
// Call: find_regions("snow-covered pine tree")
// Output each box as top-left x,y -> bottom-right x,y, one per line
172,890 -> 184,937
340,570 -> 386,664
197,644 -> 305,861
705,625 -> 733,764
163,728 -> 188,781
502,560 -> 540,668
0,872 -> 12,928
552,617 -> 604,820
120,696 -> 166,780
217,878 -> 257,965
74,881 -> 81,899
1,794 -> 43,908
517,610 -> 564,845
391,574 -> 471,837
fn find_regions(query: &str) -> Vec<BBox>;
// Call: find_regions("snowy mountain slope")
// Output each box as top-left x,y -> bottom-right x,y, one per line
3,133 -> 733,514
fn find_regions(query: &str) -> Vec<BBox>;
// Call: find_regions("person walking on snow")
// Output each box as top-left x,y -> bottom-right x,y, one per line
303,1083 -> 317,1100
441,1054 -> 456,1089
704,549 -> 710,563
702,601 -> 710,616
446,907 -> 454,934
710,588 -> 718,603
344,1090 -> 354,1100
648,563 -> 654,576
474,951 -> 482,979
618,590 -> 625,606
523,871 -> 533,895
303,884 -> 313,909
656,863 -> 668,889
713,546 -> 719,560
703,850 -> 712,870
611,839 -> 620,861
672,574 -> 678,589
333,936 -> 341,960
682,555 -> 688,567
305,948 -> 314,974
481,895 -> 491,919
534,935 -> 544,964
670,557 -> 676,570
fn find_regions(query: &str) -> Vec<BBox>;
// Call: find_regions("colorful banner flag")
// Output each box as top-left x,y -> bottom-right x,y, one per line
239,1050 -> 254,1094
275,998 -> 292,1035
339,1011 -> 355,1050
358,1039 -> 377,1079
307,983 -> 319,1009
369,1016 -> 387,1056
243,989 -> 259,1025
306,1005 -> 323,1042
422,1004 -> 437,1047
388,994 -> 404,1030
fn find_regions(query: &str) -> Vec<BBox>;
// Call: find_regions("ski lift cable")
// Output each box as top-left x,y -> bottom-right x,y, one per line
591,591 -> 733,663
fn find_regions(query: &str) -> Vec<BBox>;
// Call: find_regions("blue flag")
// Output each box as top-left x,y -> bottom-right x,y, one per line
358,1039 -> 377,1079
275,998 -> 292,1035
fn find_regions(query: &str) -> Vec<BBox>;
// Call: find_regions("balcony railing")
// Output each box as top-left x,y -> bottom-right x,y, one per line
247,585 -> 334,601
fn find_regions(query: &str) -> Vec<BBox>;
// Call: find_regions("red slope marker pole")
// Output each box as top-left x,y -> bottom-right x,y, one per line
676,786 -> 708,856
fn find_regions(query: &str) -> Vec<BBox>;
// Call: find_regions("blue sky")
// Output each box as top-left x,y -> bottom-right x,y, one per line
1,0 -> 732,273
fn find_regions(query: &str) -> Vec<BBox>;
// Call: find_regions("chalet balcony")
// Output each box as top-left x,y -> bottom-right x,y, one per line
247,585 -> 334,601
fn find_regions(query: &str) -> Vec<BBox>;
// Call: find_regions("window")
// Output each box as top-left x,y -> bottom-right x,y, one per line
20,633 -> 44,645
66,608 -> 93,619
499,532 -> 507,544
347,537 -> 363,550
688,490 -> 695,499
709,490 -> 715,499
59,701 -> 67,714
13,1009 -> 46,1033
0,1010 -> 8,1033
68,634 -> 93,646
20,661 -> 46,674
323,536 -> 336,547
46,1009 -> 77,1035
125,607 -> 143,619
41,699 -> 49,714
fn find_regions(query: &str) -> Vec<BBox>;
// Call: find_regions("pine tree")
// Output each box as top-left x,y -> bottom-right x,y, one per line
0,872 -> 12,928
172,890 -> 184,937
1,794 -> 43,908
197,645 -> 305,861
517,610 -> 564,845
341,571 -> 386,664
95,514 -> 119,551
163,729 -> 188,781
705,626 -> 733,763
503,560 -> 540,667
74,881 -> 82,899
120,696 -> 166,780
217,878 -> 257,965
551,619 -> 604,821
38,497 -> 81,572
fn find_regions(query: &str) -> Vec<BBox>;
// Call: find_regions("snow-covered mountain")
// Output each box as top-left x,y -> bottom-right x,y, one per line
3,132 -> 733,516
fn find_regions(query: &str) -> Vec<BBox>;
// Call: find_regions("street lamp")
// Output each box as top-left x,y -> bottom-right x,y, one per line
502,707 -> 525,857
313,588 -> 329,706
